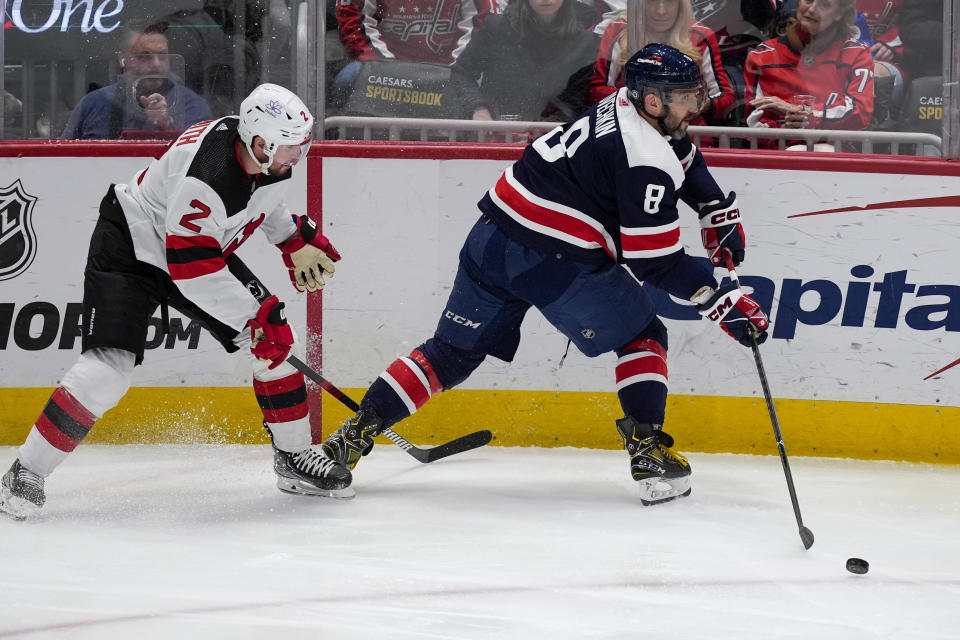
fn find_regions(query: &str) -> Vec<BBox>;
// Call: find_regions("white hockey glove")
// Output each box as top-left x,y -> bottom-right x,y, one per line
277,215 -> 341,292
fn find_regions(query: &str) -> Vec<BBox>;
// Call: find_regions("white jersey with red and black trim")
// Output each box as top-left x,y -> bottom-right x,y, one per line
479,87 -> 724,300
114,117 -> 299,334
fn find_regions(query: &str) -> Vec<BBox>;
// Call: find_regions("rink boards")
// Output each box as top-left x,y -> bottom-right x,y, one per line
1,142 -> 958,462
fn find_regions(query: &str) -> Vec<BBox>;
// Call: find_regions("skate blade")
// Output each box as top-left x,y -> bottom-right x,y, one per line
276,477 -> 356,500
0,490 -> 40,520
637,476 -> 692,506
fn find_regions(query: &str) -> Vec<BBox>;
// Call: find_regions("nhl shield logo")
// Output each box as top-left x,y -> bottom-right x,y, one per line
0,179 -> 38,281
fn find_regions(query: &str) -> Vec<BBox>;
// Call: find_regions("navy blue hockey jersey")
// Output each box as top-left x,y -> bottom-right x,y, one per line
479,87 -> 724,300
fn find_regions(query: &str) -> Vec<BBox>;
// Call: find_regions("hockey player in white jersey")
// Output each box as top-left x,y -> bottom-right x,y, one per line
1,84 -> 352,519
321,44 -> 770,505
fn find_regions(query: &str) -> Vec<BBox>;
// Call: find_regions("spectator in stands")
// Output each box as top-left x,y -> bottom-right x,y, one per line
590,1 -> 779,62
858,0 -> 906,127
588,0 -> 736,126
152,1 -> 269,118
899,0 -> 942,79
61,27 -> 211,140
451,0 -> 600,122
332,0 -> 506,112
3,90 -> 22,129
336,0 -> 505,65
744,0 -> 874,146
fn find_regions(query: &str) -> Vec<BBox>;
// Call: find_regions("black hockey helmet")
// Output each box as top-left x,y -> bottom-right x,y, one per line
624,43 -> 704,110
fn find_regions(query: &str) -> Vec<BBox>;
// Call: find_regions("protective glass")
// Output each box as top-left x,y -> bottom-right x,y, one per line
273,135 -> 313,167
123,53 -> 185,113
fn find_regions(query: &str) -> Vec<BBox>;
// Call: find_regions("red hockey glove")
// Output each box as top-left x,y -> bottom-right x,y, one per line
247,295 -> 295,369
277,215 -> 342,293
694,284 -> 769,347
699,192 -> 746,267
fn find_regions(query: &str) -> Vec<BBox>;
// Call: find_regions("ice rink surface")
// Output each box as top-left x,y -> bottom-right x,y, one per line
1,443 -> 957,639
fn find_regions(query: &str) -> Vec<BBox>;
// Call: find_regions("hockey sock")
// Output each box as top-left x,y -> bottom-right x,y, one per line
253,368 -> 310,452
19,387 -> 97,477
362,338 -> 485,429
363,350 -> 443,427
615,336 -> 668,425
18,348 -> 134,477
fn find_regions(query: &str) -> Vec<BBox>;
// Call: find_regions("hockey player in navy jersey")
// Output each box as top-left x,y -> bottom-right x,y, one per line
0,84 -> 353,519
322,43 -> 769,505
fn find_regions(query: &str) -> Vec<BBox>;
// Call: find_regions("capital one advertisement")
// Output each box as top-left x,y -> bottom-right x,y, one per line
317,154 -> 960,410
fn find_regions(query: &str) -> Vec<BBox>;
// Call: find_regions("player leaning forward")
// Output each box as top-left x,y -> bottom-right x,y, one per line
0,84 -> 352,519
322,44 -> 770,504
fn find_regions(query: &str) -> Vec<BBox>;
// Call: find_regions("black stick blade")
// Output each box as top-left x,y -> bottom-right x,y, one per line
799,526 -> 815,550
423,430 -> 493,463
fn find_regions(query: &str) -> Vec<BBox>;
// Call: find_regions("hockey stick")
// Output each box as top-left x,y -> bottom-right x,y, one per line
223,253 -> 492,464
286,355 -> 492,464
724,253 -> 815,550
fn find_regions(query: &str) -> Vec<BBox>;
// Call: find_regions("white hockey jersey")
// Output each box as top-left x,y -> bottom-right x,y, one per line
114,117 -> 299,334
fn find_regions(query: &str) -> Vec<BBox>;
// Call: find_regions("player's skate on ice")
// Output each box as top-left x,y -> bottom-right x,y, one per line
616,417 -> 691,505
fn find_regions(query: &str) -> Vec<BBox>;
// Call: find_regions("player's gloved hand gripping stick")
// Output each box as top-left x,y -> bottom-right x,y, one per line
724,252 -> 814,550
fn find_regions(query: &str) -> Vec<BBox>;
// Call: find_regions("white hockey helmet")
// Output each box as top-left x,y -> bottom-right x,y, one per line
238,83 -> 314,174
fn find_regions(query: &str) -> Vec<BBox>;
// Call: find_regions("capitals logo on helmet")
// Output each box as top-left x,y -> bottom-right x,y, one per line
624,43 -> 702,107
238,83 -> 314,174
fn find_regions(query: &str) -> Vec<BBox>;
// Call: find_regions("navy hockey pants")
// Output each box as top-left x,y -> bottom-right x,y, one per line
435,216 -> 657,361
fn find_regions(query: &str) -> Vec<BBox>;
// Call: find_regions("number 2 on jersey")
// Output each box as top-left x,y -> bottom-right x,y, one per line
179,200 -> 211,232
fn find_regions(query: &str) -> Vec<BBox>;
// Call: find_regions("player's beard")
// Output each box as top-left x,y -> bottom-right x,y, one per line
661,110 -> 692,140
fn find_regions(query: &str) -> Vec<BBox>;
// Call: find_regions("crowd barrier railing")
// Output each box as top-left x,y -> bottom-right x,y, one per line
324,116 -> 943,156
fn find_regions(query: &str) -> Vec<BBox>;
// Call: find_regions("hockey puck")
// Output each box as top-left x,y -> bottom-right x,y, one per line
845,558 -> 869,574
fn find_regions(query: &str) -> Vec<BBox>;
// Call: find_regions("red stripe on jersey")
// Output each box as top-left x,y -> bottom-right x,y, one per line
166,234 -> 222,251
253,372 -> 306,397
615,353 -> 668,385
167,257 -> 225,280
409,350 -> 442,395
34,413 -> 82,452
621,338 -> 667,360
620,227 -> 681,253
384,359 -> 431,409
260,403 -> 309,424
494,174 -> 615,259
51,387 -> 97,426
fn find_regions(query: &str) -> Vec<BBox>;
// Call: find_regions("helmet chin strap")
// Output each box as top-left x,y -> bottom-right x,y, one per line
245,138 -> 275,175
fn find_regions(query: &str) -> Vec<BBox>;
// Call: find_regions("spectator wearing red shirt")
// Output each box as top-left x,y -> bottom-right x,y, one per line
744,0 -> 874,147
588,0 -> 736,125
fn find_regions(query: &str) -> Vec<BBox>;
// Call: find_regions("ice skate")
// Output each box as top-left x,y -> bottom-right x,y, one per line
0,459 -> 45,520
265,425 -> 355,499
321,407 -> 382,470
616,417 -> 692,506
